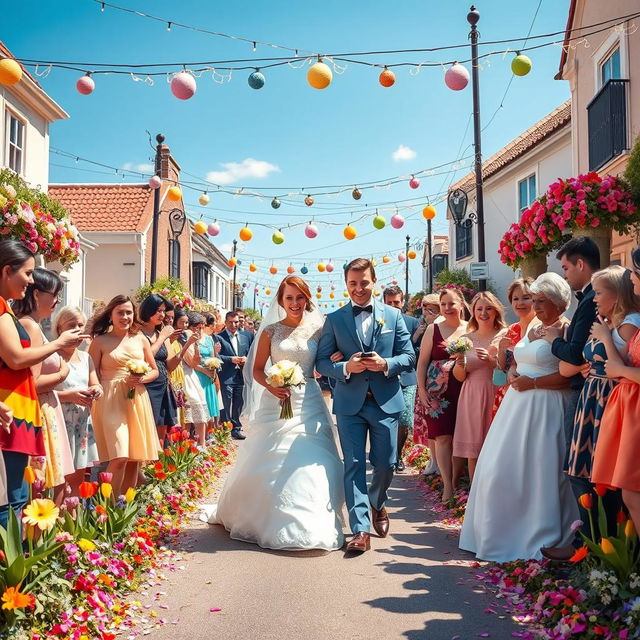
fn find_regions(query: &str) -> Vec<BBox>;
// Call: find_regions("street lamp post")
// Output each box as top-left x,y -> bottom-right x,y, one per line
231,239 -> 238,310
467,5 -> 487,291
149,133 -> 165,284
404,234 -> 410,309
427,218 -> 433,293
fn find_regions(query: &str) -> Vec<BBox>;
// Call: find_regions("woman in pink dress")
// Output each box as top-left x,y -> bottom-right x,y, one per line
452,292 -> 506,483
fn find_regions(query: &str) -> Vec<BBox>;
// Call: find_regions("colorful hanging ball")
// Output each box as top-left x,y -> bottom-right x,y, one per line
392,280 -> 398,285
398,253 -> 406,263
228,256 -> 237,267
330,284 -> 336,290
379,68 -> 396,88
301,265 -> 309,275
373,289 -> 381,297
307,61 -> 333,90
373,214 -> 386,230
343,225 -> 357,240
207,221 -> 220,236
167,186 -> 182,201
265,288 -> 271,295
0,58 -> 22,86
409,177 -> 420,190
305,223 -> 319,239
371,259 -> 378,267
248,70 -> 265,89
272,230 -> 285,245
304,195 -> 314,207
382,255 -> 391,263
148,175 -> 162,189
249,263 -> 258,272
316,292 -> 322,299
352,188 -> 362,200
317,262 -> 326,272
326,262 -> 334,273
339,301 -> 344,308
408,250 -> 417,259
287,265 -> 295,274
76,74 -> 95,95
444,63 -> 470,91
170,71 -> 197,100
271,197 -> 281,209
317,286 -> 322,292
343,262 -> 348,270
329,293 -> 335,299
390,213 -> 405,229
269,266 -> 278,275
239,226 -> 253,242
422,204 -> 436,220
254,288 -> 259,293
343,291 -> 349,298
511,54 -> 532,77
194,220 -> 207,235
198,193 -> 210,206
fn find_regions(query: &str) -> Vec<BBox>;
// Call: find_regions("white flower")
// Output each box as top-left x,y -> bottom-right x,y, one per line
376,317 -> 385,327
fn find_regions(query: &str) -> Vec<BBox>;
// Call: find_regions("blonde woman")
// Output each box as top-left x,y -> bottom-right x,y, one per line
452,292 -> 506,483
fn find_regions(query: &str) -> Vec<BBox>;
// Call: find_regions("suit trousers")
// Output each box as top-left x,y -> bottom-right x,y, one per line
336,397 -> 399,534
220,384 -> 244,431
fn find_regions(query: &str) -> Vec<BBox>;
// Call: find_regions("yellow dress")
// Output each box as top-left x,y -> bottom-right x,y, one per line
169,340 -> 186,427
91,337 -> 160,461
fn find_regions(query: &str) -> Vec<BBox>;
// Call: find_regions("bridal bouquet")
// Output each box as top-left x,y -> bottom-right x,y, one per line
124,358 -> 152,399
203,356 -> 222,371
445,336 -> 473,356
266,360 -> 306,420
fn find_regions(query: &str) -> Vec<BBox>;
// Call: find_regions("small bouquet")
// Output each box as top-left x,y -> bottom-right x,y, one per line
124,359 -> 152,399
445,336 -> 473,356
203,356 -> 222,371
266,359 -> 306,420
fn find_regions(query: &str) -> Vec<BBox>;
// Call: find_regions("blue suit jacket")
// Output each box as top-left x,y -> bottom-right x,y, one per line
216,328 -> 252,385
316,299 -> 415,416
399,313 -> 419,387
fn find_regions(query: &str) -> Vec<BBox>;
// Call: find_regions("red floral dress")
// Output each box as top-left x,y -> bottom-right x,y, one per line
490,323 -> 522,419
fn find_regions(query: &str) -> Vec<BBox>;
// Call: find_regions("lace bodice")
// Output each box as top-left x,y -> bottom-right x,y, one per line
514,334 -> 561,378
265,321 -> 323,378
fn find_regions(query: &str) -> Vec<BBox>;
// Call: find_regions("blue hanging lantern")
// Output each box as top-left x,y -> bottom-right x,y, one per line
248,70 -> 265,89
301,265 -> 309,275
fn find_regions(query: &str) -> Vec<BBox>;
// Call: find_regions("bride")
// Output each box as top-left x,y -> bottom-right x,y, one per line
201,276 -> 345,551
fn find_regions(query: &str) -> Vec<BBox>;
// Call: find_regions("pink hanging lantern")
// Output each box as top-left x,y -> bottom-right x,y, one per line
326,262 -> 334,273
390,213 -> 405,229
398,253 -> 406,262
305,223 -> 319,239
207,221 -> 221,236
76,74 -> 95,95
148,175 -> 162,189
171,71 -> 197,100
445,63 -> 470,91
409,177 -> 420,189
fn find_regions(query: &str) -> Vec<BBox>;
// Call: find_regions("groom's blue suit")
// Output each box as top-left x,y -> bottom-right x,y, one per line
316,298 -> 415,534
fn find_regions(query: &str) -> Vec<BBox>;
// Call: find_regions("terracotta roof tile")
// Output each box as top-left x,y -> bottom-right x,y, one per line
450,100 -> 571,195
48,183 -> 153,232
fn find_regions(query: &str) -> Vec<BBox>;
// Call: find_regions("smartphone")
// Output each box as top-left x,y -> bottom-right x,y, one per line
360,351 -> 374,358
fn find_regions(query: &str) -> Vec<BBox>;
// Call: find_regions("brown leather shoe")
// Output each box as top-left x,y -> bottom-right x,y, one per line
541,545 -> 576,562
371,506 -> 389,538
346,532 -> 371,553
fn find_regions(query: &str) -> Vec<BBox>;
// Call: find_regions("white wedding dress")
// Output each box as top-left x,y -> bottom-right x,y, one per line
201,320 -> 345,551
459,333 -> 579,562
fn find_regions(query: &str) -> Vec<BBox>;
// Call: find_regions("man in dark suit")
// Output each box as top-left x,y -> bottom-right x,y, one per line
383,286 -> 420,472
234,309 -> 255,345
217,310 -> 252,440
541,236 -> 605,560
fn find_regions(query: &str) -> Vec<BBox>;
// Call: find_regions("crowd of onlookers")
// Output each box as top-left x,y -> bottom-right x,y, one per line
0,238 -> 257,528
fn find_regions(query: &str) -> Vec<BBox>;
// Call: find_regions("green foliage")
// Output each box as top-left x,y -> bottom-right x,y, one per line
624,134 -> 640,206
435,267 -> 475,288
134,277 -> 189,303
241,308 -> 260,321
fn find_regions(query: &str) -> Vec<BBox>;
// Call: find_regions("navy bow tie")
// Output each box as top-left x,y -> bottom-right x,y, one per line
575,291 -> 584,301
353,304 -> 373,316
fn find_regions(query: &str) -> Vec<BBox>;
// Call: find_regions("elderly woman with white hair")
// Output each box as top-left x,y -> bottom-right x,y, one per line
459,272 -> 579,562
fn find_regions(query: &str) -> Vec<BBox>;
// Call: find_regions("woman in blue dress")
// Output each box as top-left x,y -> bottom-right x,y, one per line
193,312 -> 220,427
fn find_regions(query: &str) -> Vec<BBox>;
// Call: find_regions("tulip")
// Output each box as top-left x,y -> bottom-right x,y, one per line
79,481 -> 96,499
100,483 -> 113,499
125,487 -> 136,504
625,520 -> 637,539
594,484 -> 608,497
23,466 -> 36,484
99,472 -> 113,484
77,538 -> 96,552
569,546 -> 588,563
616,510 -> 626,525
600,538 -> 615,555
578,493 -> 593,510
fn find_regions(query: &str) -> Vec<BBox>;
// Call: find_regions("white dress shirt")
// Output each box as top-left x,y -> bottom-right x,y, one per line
353,302 -> 374,348
228,330 -> 239,354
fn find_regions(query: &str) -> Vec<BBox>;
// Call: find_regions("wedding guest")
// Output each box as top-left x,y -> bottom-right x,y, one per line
460,273 -> 578,562
89,295 -> 160,497
416,288 -> 468,502
53,307 -> 101,495
235,309 -> 255,345
13,268 -> 75,501
413,293 -> 442,476
245,318 -> 255,334
591,249 -> 640,537
453,292 -> 506,483
0,241 -> 85,528
491,278 -> 536,416
217,311 -> 252,440
180,311 -> 211,446
194,316 -> 221,429
383,285 -> 419,472
138,294 -> 179,444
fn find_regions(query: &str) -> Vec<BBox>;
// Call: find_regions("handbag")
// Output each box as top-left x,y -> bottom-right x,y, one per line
492,368 -> 508,386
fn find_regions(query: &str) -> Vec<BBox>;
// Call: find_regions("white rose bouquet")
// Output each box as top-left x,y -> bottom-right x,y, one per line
124,359 -> 152,399
265,359 -> 306,419
203,356 -> 222,371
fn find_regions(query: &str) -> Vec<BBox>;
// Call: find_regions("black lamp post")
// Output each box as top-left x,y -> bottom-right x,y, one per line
149,133 -> 165,284
231,239 -> 238,309
404,234 -> 410,309
448,188 -> 470,227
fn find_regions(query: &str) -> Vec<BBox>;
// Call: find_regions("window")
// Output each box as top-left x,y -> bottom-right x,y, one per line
193,263 -> 209,300
169,239 -> 180,278
455,224 -> 473,260
600,47 -> 621,85
6,112 -> 25,175
518,174 -> 536,215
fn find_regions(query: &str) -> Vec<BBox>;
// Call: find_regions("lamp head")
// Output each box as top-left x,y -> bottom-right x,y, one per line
467,5 -> 480,26
448,188 -> 468,226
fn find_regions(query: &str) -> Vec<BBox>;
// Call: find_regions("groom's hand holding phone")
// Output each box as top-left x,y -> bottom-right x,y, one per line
345,352 -> 368,374
360,351 -> 388,373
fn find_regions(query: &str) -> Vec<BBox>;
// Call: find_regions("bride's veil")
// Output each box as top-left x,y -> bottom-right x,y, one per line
242,286 -> 325,421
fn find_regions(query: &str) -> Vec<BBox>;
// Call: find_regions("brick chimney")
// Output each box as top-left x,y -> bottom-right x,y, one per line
157,144 -> 181,183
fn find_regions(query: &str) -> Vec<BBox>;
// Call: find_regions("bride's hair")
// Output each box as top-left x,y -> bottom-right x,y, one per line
277,276 -> 313,311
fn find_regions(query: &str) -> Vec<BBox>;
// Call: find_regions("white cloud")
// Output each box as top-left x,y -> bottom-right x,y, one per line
122,162 -> 154,172
219,242 -> 234,253
206,158 -> 280,185
391,145 -> 416,162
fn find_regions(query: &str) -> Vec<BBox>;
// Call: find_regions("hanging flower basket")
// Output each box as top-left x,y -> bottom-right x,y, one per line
519,254 -> 548,279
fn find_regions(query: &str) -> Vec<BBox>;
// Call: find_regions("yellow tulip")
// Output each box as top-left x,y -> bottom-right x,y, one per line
77,538 -> 96,552
100,482 -> 113,499
600,538 -> 615,555
23,466 -> 36,484
625,519 -> 637,539
125,487 -> 136,503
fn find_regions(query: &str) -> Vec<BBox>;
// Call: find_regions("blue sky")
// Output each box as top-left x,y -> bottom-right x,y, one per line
5,0 -> 572,307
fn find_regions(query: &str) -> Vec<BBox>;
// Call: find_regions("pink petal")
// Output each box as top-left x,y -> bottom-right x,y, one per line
209,607 -> 222,612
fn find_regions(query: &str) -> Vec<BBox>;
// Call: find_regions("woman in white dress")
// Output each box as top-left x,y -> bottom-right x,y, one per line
459,273 -> 579,562
202,276 -> 345,551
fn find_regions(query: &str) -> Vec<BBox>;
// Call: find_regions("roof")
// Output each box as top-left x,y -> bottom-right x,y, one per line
48,183 -> 154,232
449,100 -> 571,195
556,0 -> 578,79
421,234 -> 449,266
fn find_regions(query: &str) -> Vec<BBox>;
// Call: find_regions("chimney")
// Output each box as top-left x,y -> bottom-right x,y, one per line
158,144 -> 171,179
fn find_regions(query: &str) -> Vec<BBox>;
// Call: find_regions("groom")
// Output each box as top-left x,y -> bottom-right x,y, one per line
317,258 -> 415,553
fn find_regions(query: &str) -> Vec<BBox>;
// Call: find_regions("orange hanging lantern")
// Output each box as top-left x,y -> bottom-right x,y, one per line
408,250 -> 417,259
343,225 -> 357,240
239,225 -> 253,242
193,220 -> 207,235
249,263 -> 258,272
167,186 -> 182,201
287,265 -> 295,274
269,265 -> 278,275
228,256 -> 237,267
317,262 -> 326,272
422,205 -> 436,220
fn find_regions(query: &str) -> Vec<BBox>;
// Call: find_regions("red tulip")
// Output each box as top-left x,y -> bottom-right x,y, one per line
79,481 -> 96,499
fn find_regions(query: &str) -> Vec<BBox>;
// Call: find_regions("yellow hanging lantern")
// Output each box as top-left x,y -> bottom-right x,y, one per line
316,292 -> 322,299
167,186 -> 182,201
307,60 -> 333,90
0,58 -> 22,86
265,288 -> 271,295
317,262 -> 326,272
373,289 -> 381,297
382,255 -> 391,263
193,220 -> 207,235
249,263 -> 258,272
343,291 -> 349,298
329,293 -> 335,299
228,256 -> 237,267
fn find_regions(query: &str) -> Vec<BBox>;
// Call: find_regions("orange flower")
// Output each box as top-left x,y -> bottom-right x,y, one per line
79,481 -> 96,499
23,466 -> 36,484
95,504 -> 107,516
167,465 -> 177,473
625,519 -> 637,539
164,448 -> 172,456
578,493 -> 593,510
600,538 -> 615,554
97,574 -> 114,587
569,545 -> 588,563
155,471 -> 167,480
154,462 -> 163,471
594,484 -> 608,497
1,585 -> 34,610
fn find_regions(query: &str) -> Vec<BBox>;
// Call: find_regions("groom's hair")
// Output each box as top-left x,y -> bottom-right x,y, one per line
344,257 -> 376,281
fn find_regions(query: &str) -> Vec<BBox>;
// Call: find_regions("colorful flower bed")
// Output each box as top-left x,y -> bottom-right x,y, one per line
0,425 -> 232,639
499,173 -> 638,269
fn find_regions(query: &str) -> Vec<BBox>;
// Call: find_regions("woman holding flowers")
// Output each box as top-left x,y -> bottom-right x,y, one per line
0,240 -> 85,528
89,295 -> 159,497
416,288 -> 468,502
452,292 -> 506,483
194,318 -> 221,428
591,248 -> 640,535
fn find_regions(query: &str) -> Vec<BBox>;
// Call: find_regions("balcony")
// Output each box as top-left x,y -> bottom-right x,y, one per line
587,79 -> 629,171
